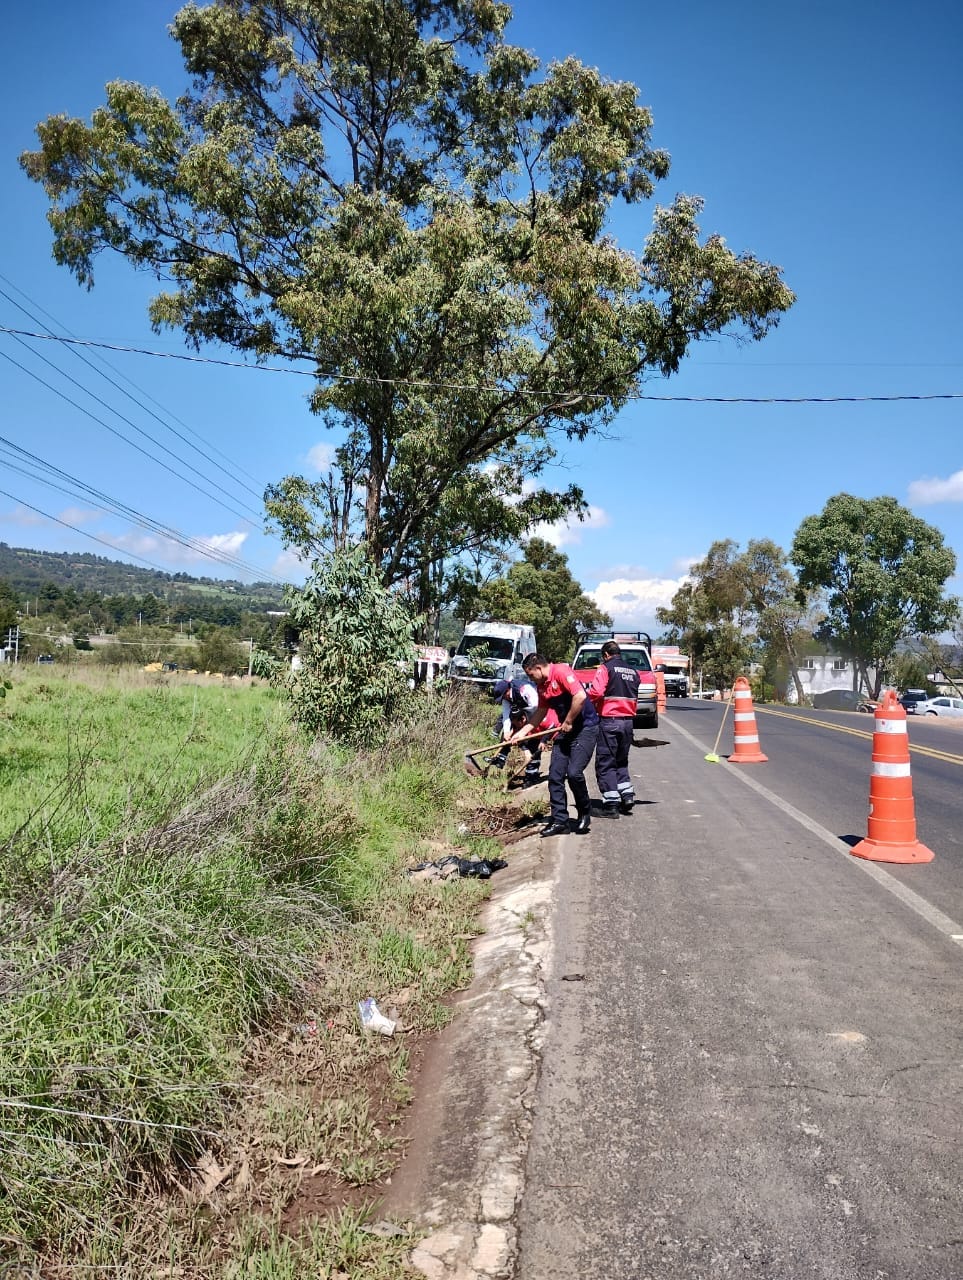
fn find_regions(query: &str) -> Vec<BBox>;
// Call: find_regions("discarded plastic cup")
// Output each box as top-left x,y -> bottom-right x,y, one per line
358,997 -> 396,1036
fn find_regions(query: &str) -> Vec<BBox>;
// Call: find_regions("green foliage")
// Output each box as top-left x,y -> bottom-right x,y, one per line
95,624 -> 180,667
283,544 -> 416,744
474,537 -> 610,660
0,542 -> 285,622
196,628 -> 246,674
0,669 -> 489,1271
657,537 -> 817,698
22,1 -> 793,612
791,494 -> 959,698
886,651 -> 935,695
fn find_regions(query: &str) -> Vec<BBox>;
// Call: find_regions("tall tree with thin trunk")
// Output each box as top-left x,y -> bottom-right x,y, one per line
23,0 -> 794,594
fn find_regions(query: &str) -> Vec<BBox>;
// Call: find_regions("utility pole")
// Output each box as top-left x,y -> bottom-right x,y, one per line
247,638 -> 254,678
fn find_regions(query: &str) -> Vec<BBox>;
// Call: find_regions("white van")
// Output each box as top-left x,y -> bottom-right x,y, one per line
448,620 -> 537,688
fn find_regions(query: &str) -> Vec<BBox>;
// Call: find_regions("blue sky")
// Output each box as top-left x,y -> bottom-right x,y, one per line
2,0 -> 961,635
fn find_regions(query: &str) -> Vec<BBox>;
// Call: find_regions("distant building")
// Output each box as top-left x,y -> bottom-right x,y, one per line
786,655 -> 876,704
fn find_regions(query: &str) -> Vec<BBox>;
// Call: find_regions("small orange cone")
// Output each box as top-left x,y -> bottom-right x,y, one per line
728,676 -> 768,763
851,690 -> 933,864
655,670 -> 666,715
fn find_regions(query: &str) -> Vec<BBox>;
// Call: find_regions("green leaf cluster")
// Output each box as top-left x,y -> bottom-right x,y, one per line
791,493 -> 959,697
658,496 -> 959,700
474,536 -> 610,661
22,0 -> 794,608
282,543 -> 416,742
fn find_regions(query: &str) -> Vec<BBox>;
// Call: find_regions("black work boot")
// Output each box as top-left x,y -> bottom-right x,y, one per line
540,819 -> 570,838
619,794 -> 635,816
574,810 -> 591,835
598,802 -> 620,819
490,750 -> 509,770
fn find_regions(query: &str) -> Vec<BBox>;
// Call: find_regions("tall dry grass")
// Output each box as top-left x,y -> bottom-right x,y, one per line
0,667 -> 493,1273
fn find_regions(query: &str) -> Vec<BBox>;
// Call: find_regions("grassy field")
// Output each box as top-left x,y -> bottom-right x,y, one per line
0,664 -> 497,1277
0,666 -> 285,852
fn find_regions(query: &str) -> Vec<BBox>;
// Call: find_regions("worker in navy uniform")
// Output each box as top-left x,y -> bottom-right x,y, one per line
511,653 -> 599,836
487,676 -> 542,785
587,640 -> 640,818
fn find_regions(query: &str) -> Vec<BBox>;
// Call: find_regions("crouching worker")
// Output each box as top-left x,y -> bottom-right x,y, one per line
512,654 -> 598,837
588,641 -> 639,818
488,677 -> 542,785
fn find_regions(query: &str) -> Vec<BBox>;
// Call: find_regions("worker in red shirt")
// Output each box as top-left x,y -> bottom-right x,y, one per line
510,653 -> 599,837
587,640 -> 639,818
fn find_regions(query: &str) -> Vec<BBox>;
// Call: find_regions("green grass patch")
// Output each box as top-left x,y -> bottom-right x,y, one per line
0,668 -> 496,1275
0,665 -> 286,853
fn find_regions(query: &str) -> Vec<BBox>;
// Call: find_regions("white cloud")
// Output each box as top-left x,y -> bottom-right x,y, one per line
908,469 -> 963,505
589,574 -> 690,630
672,554 -> 701,574
104,528 -> 249,568
272,548 -> 311,579
1,505 -> 47,528
535,505 -> 609,548
58,507 -> 102,526
198,532 -> 249,558
306,442 -> 336,473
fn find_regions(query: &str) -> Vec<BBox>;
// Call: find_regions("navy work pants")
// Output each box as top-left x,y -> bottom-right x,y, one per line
595,716 -> 635,804
548,721 -> 599,822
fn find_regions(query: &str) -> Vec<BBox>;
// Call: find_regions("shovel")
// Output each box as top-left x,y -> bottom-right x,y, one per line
463,728 -> 558,778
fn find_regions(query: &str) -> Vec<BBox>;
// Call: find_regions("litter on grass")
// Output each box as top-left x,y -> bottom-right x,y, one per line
358,997 -> 396,1036
406,855 -> 508,882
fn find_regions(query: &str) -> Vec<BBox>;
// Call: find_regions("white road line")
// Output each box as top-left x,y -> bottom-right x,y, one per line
664,713 -> 963,950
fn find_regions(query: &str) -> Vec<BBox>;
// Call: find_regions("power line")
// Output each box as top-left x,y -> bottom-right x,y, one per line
1,327 -> 962,403
0,488 -> 192,576
0,437 -> 287,583
0,278 -> 267,501
0,436 -> 282,580
0,340 -> 262,524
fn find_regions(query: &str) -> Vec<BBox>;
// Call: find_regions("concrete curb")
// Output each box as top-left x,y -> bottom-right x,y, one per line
387,838 -> 560,1278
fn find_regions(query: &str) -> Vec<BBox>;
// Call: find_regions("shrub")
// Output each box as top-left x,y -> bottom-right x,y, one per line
282,545 -> 416,745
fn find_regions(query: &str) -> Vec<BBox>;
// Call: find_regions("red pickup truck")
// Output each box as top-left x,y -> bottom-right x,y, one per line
571,631 -> 659,729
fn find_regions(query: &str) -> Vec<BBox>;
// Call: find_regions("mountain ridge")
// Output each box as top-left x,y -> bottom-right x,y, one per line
0,542 -> 286,610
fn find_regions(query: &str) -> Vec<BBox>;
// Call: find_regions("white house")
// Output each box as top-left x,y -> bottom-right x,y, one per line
786,655 -> 874,704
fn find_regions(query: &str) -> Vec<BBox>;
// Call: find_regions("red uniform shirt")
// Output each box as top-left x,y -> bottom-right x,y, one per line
588,657 -> 640,718
538,663 -> 599,725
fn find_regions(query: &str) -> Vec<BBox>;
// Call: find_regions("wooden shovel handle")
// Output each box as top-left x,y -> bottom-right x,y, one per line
469,727 -> 558,758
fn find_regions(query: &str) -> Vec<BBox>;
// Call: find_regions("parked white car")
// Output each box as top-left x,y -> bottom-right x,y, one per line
915,695 -> 963,719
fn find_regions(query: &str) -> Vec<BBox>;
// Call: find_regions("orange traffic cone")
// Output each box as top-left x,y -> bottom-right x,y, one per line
728,676 -> 768,763
851,690 -> 933,864
655,670 -> 667,715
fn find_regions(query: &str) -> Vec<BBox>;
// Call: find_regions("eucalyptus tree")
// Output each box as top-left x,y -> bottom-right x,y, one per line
656,537 -> 812,697
656,540 -> 754,691
791,494 -> 959,698
24,0 -> 794,597
475,537 -> 610,661
738,538 -> 817,704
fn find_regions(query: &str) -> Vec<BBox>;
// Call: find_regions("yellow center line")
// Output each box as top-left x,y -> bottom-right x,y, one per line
756,706 -> 963,766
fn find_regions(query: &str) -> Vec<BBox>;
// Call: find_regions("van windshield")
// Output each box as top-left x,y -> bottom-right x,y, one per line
574,647 -> 652,671
456,636 -> 515,661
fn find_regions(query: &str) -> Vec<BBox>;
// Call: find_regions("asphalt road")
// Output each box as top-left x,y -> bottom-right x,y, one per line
675,698 -> 963,921
516,700 -> 962,1279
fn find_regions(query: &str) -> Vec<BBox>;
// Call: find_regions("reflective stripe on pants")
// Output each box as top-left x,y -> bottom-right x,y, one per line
595,716 -> 634,803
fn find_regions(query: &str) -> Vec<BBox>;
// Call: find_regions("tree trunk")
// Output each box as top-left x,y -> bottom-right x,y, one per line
365,430 -> 385,568
789,663 -> 807,706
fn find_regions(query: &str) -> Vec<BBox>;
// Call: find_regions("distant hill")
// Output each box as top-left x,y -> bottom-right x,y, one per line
0,543 -> 286,613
